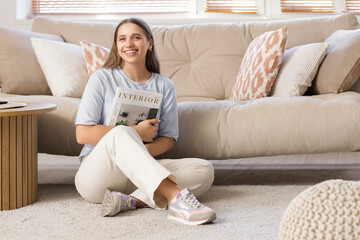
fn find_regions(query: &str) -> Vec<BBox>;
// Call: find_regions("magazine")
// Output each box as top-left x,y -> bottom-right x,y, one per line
106,86 -> 163,126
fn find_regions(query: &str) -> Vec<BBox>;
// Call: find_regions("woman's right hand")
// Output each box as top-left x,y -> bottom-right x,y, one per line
131,119 -> 160,142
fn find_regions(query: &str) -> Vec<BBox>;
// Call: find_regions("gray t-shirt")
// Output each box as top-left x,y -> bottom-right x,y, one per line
76,67 -> 179,158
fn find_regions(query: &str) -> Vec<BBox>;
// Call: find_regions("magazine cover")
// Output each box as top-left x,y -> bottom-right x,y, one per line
106,86 -> 163,126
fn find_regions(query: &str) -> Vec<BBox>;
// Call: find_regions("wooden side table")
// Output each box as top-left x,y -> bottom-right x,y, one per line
0,102 -> 56,210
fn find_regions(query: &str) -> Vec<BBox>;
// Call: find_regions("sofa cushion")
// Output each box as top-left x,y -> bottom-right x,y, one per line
31,19 -> 250,102
160,92 -> 360,159
230,27 -> 287,101
80,40 -> 110,77
152,23 -> 251,102
309,29 -> 360,94
248,13 -> 360,49
2,91 -> 360,159
270,42 -> 329,97
31,38 -> 88,98
32,14 -> 359,101
0,26 -> 63,95
0,92 -> 82,156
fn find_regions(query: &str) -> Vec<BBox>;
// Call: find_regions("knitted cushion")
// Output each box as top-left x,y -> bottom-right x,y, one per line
278,179 -> 360,240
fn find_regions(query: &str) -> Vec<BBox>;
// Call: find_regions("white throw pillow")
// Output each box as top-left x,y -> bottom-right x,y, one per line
31,38 -> 88,98
270,42 -> 329,97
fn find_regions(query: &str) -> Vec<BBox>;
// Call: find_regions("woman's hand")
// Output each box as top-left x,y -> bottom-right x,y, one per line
131,119 -> 160,142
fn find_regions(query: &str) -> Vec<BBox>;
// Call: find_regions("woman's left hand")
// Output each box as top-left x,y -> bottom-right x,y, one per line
131,119 -> 160,142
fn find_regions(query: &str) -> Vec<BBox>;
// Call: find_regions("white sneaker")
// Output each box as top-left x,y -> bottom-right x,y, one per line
101,189 -> 136,217
167,188 -> 216,225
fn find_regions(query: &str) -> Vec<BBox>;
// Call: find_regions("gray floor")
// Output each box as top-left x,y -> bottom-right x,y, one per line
211,152 -> 360,185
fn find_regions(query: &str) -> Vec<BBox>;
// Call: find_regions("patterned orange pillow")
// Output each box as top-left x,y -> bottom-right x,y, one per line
230,27 -> 288,101
80,40 -> 110,77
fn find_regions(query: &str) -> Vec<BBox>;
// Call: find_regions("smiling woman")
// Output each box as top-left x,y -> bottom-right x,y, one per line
116,23 -> 155,81
73,18 -> 217,226
102,18 -> 160,77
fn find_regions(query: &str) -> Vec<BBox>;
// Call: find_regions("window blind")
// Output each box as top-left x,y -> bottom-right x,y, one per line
32,0 -> 192,14
204,0 -> 258,14
280,0 -> 334,13
346,0 -> 360,14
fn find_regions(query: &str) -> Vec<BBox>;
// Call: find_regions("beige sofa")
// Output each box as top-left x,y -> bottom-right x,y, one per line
0,13 -> 360,184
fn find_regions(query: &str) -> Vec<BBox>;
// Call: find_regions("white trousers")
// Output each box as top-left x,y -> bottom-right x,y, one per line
75,126 -> 214,208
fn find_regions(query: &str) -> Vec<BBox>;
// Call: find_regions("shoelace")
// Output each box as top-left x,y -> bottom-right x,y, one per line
120,197 -> 133,212
183,193 -> 202,209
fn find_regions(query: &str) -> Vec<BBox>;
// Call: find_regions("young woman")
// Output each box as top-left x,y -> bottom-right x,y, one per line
75,18 -> 216,225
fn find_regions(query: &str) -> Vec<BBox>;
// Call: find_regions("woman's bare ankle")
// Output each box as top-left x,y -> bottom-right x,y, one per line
130,196 -> 147,208
155,178 -> 181,203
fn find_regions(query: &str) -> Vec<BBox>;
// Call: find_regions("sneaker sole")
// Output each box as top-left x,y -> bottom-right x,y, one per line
167,214 -> 217,226
101,189 -> 115,217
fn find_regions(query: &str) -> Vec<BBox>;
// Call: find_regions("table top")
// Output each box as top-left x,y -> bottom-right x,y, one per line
0,102 -> 57,117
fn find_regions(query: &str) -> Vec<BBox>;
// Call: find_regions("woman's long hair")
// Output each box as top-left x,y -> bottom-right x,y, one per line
102,18 -> 160,74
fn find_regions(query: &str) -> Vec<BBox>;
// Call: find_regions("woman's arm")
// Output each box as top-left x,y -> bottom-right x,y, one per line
145,136 -> 175,157
76,125 -> 114,146
76,119 -> 162,146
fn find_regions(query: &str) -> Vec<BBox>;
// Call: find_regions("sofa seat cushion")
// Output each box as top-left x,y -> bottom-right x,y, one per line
161,92 -> 360,159
0,93 -> 82,156
2,92 -> 360,159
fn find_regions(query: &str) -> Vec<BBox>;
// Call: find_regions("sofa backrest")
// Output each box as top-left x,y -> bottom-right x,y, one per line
32,13 -> 359,101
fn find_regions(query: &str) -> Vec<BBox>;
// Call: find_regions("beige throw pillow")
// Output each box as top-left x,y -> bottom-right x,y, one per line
270,42 -> 329,97
0,26 -> 63,95
309,29 -> 360,94
31,38 -> 88,98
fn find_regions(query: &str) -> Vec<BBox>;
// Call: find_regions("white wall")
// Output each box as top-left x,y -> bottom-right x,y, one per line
0,0 -> 33,30
0,0 -> 17,28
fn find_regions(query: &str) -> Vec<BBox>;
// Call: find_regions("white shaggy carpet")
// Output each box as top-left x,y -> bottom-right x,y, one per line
0,184 -> 311,240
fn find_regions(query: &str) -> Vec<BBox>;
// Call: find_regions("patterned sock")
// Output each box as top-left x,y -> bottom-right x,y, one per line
131,199 -> 137,208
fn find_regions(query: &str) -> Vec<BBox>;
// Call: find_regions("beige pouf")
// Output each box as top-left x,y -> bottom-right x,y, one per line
278,179 -> 360,240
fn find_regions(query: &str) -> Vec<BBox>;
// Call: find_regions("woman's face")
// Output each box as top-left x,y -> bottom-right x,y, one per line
116,22 -> 152,67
